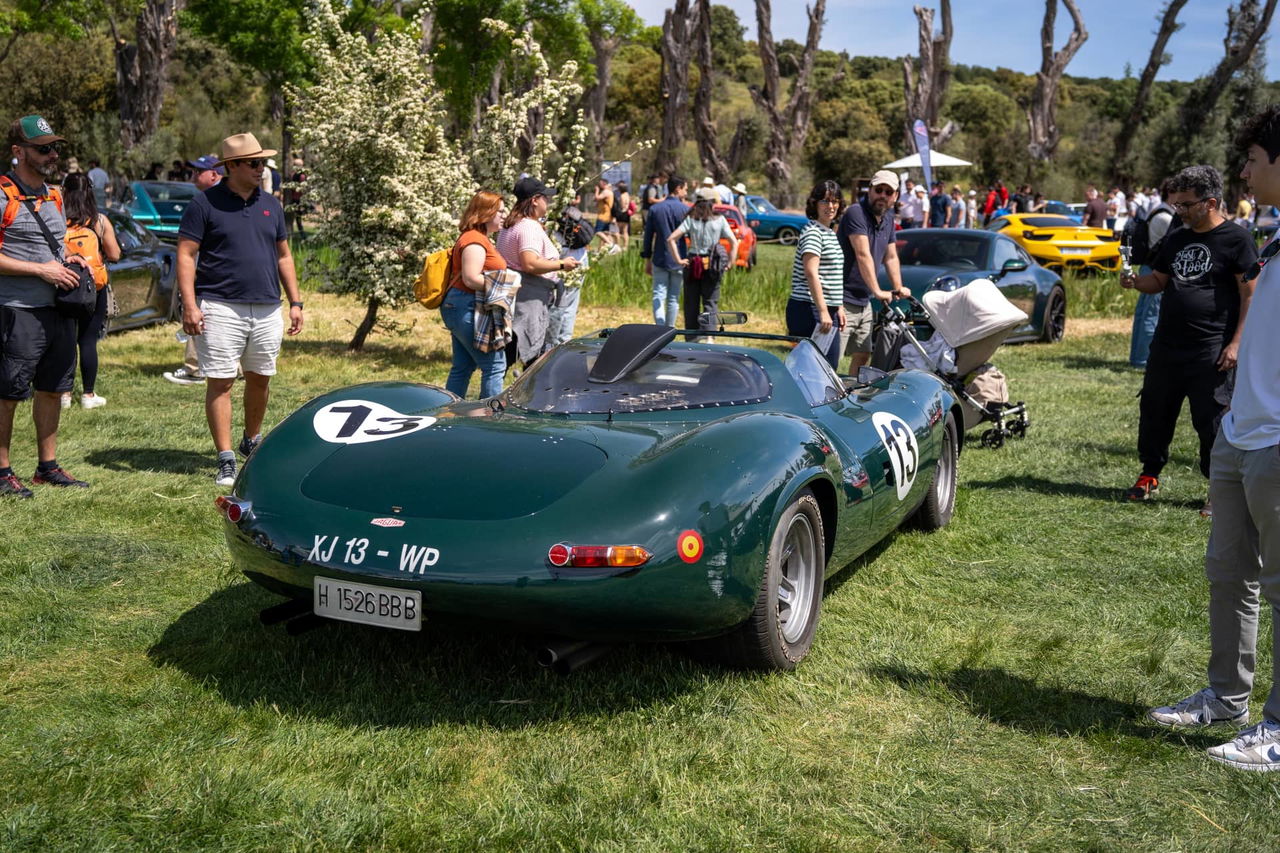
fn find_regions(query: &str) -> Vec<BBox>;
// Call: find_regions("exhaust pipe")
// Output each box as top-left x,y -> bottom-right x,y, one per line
260,597 -> 311,626
284,612 -> 329,635
537,638 -> 613,674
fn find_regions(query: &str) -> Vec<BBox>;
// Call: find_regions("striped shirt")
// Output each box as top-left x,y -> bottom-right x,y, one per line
789,220 -> 843,306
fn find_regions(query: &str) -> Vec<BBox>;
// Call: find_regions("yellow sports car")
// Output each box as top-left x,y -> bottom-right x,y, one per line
986,214 -> 1121,273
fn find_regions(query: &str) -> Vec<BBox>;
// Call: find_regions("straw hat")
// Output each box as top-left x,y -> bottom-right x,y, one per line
215,132 -> 277,166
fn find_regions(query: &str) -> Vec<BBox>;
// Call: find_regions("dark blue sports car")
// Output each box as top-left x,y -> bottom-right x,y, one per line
877,228 -> 1066,343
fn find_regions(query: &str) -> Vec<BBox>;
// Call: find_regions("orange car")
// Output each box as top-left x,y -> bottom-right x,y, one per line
715,204 -> 758,269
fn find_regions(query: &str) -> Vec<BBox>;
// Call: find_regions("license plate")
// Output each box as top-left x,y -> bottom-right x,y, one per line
313,576 -> 422,631
1060,247 -> 1091,255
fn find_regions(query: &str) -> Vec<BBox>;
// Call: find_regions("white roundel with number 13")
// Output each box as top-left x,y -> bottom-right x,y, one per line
312,399 -> 436,444
871,411 -> 919,501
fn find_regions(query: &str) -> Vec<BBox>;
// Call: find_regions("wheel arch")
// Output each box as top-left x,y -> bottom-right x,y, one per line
802,475 -> 838,569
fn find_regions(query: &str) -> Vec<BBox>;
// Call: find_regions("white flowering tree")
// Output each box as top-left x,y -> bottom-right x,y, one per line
290,2 -> 587,350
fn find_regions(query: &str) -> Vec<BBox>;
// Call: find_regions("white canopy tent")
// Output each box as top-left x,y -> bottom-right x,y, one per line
882,151 -> 973,169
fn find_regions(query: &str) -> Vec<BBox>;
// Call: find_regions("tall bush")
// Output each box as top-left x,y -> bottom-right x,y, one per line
290,2 -> 585,350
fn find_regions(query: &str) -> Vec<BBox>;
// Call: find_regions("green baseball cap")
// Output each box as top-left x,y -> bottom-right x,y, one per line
17,115 -> 65,145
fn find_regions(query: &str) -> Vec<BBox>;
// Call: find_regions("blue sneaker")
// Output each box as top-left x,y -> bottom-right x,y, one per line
1148,687 -> 1248,729
1206,720 -> 1280,771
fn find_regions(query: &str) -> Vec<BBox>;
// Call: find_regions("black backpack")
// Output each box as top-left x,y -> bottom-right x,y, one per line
558,212 -> 593,250
1122,202 -> 1174,267
610,189 -> 626,220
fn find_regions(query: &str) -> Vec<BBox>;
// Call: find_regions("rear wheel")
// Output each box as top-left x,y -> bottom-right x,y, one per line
910,413 -> 958,530
1040,285 -> 1066,343
776,226 -> 799,246
748,246 -> 757,269
709,489 -> 825,670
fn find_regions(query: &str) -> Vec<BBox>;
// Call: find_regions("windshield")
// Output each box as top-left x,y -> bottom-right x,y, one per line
894,232 -> 990,269
748,196 -> 778,214
139,182 -> 197,218
505,345 -> 772,414
1019,215 -> 1079,229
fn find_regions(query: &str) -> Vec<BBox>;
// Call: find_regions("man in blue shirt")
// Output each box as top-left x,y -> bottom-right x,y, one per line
177,132 -> 303,487
838,169 -> 910,372
641,175 -> 690,327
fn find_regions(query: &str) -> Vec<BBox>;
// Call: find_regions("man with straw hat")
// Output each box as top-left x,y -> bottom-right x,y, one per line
176,132 -> 303,487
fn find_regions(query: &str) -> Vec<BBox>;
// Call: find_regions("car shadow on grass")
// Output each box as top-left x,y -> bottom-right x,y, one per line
86,446 -> 212,474
148,581 -> 736,728
868,663 -> 1223,748
965,474 -> 1203,509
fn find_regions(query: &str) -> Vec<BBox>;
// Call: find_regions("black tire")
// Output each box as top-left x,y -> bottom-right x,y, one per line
981,429 -> 1004,449
1040,285 -> 1066,343
703,489 -> 825,670
910,413 -> 958,530
748,246 -> 757,269
776,226 -> 799,246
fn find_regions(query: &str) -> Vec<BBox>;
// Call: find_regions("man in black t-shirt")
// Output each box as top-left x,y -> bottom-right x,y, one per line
1120,165 -> 1257,509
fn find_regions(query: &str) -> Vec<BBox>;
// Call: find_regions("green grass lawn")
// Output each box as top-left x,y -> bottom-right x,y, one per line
2,245 -> 1274,850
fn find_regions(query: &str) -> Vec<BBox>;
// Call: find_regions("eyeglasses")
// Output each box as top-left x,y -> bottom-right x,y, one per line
1244,239 -> 1279,282
22,143 -> 62,155
816,198 -> 840,205
871,185 -> 896,196
236,159 -> 267,169
1170,198 -> 1208,213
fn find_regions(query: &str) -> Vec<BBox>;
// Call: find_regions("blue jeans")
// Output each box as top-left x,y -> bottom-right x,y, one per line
1130,288 -> 1161,368
545,285 -> 581,349
439,287 -> 506,399
651,266 -> 682,326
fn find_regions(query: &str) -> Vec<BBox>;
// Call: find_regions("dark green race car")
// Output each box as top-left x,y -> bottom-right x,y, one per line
219,325 -> 963,671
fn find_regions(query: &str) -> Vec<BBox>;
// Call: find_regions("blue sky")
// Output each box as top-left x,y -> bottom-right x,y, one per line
626,0 -> 1279,82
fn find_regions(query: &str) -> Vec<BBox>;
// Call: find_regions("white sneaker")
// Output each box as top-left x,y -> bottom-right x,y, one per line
1148,687 -> 1249,729
163,367 -> 204,386
80,393 -> 107,409
214,457 -> 237,487
1206,719 -> 1280,771
608,244 -> 622,255
60,392 -> 71,409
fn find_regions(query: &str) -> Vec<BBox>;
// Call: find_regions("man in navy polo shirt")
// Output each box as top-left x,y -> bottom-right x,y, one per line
838,169 -> 910,372
177,132 -> 303,487
640,174 -> 689,326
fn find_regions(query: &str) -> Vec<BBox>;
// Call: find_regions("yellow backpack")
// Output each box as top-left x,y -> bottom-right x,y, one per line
414,247 -> 453,309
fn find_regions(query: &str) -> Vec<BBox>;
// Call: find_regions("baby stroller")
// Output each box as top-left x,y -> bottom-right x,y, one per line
871,280 -> 1030,449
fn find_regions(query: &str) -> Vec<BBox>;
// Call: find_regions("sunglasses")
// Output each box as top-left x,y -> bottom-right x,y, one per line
871,185 -> 896,196
22,142 -> 62,155
235,158 -> 267,169
1244,239 -> 1279,282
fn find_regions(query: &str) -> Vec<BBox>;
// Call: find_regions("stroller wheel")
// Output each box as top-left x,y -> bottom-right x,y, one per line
1008,420 -> 1026,439
981,429 -> 1004,449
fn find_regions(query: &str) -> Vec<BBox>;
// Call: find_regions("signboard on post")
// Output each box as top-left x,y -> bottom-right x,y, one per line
601,160 -> 632,189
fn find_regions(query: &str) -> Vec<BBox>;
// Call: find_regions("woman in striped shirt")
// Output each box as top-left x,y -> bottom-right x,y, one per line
786,180 -> 847,369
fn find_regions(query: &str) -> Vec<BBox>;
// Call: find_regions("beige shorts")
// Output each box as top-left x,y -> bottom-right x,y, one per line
194,298 -> 284,378
839,303 -> 874,355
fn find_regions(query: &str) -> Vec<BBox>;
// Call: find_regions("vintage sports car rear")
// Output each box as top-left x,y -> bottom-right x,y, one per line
219,325 -> 963,670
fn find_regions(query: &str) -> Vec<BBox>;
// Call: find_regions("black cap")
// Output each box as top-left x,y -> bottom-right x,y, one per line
514,176 -> 556,202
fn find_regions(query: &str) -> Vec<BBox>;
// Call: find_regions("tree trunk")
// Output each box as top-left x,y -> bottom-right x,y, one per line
115,0 -> 183,150
1025,0 -> 1087,162
655,0 -> 696,174
586,33 -> 622,164
692,0 -> 729,182
901,0 -> 955,150
750,0 -> 825,206
349,296 -> 380,352
1176,0 -> 1277,137
1111,0 -> 1187,186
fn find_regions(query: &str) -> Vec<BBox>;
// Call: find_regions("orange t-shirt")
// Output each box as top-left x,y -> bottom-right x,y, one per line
450,229 -> 506,291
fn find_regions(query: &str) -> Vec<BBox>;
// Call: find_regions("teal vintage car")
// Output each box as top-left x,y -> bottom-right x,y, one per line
120,180 -> 199,241
219,325 -> 962,671
742,194 -> 809,245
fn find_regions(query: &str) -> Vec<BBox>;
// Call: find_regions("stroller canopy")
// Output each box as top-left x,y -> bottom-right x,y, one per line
920,279 -> 1029,349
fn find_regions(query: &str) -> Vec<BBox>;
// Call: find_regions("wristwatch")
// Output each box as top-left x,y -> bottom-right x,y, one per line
290,300 -> 304,309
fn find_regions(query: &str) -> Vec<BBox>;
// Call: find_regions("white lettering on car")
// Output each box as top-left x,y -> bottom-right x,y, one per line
307,534 -> 439,572
312,399 -> 437,444
871,411 -> 919,501
399,544 -> 441,575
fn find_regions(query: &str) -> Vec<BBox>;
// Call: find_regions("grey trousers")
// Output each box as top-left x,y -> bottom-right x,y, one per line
1205,430 -> 1280,721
